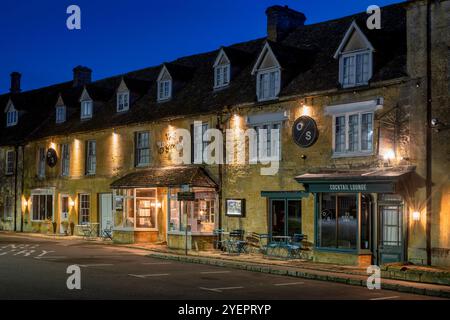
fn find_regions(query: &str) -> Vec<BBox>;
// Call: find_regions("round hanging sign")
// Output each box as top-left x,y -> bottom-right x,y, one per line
292,116 -> 319,148
46,148 -> 58,168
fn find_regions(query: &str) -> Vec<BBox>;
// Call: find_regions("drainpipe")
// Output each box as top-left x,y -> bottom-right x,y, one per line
216,114 -> 224,234
20,145 -> 25,232
13,145 -> 19,232
425,0 -> 432,266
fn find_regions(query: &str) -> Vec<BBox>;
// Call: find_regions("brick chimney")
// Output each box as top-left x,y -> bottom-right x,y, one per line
10,72 -> 21,94
73,66 -> 92,87
266,5 -> 306,42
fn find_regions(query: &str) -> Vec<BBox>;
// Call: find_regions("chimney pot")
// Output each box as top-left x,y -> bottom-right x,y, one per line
73,66 -> 92,87
266,5 -> 306,42
10,72 -> 21,94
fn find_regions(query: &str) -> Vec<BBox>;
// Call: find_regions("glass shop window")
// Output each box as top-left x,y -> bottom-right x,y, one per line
135,189 -> 157,229
318,193 -> 357,250
32,194 -> 53,221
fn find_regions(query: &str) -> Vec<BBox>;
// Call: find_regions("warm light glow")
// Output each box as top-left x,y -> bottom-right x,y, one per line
151,201 -> 162,209
412,211 -> 421,222
383,149 -> 396,161
301,105 -> 311,117
50,142 -> 57,150
232,114 -> 240,129
69,199 -> 75,208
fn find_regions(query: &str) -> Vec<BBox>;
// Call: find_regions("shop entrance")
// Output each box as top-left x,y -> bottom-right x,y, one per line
269,199 -> 302,237
378,199 -> 405,265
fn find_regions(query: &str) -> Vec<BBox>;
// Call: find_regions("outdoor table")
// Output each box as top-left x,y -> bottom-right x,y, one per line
266,236 -> 292,258
77,223 -> 100,240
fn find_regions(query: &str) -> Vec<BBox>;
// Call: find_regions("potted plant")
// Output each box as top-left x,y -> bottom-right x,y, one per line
52,221 -> 57,234
69,222 -> 75,236
61,221 -> 69,235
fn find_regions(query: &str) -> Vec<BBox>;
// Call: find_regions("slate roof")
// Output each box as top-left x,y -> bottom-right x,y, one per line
0,2 -> 408,146
110,166 -> 218,189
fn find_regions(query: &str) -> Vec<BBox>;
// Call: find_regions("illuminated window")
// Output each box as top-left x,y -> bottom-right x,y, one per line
79,193 -> 90,224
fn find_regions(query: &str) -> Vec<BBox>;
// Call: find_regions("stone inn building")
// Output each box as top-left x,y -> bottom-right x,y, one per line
0,0 -> 449,267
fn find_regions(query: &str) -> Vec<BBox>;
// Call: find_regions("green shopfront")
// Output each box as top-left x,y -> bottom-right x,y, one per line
296,169 -> 413,266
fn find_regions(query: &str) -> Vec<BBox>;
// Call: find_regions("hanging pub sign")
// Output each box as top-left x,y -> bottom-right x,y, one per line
292,116 -> 319,148
46,148 -> 58,168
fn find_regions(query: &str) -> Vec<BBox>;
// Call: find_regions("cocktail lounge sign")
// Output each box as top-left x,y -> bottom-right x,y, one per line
306,182 -> 395,193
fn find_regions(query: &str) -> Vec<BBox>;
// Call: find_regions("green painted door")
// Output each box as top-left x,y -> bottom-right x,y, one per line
378,204 -> 405,264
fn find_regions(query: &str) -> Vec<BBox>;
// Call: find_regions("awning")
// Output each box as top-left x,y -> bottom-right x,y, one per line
110,166 -> 218,189
295,167 -> 416,193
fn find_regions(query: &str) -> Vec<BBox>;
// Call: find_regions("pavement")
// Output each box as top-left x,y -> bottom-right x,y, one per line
0,232 -> 447,300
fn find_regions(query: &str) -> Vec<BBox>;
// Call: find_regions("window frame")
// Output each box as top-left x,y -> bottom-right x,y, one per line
339,49 -> 373,88
37,147 -> 46,178
5,150 -> 15,175
6,110 -> 18,127
79,193 -> 91,224
80,100 -> 93,120
117,91 -> 130,113
3,195 -> 13,220
60,143 -> 70,177
55,105 -> 66,123
85,140 -> 96,175
332,111 -> 374,158
214,64 -> 231,89
135,131 -> 151,167
191,122 -> 209,164
157,80 -> 172,101
252,121 -> 282,162
256,68 -> 281,102
30,192 -> 54,222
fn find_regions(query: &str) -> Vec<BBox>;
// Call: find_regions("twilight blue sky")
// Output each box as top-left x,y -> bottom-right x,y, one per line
0,0 -> 402,94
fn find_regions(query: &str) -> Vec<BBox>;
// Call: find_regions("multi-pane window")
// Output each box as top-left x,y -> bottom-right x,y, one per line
79,194 -> 90,224
37,147 -> 46,178
61,144 -> 70,177
341,51 -> 371,87
5,150 -> 15,175
81,100 -> 93,119
6,110 -> 18,127
192,123 -> 209,164
158,80 -> 172,101
333,112 -> 374,156
31,194 -> 53,221
253,122 -> 281,161
214,65 -> 230,88
135,132 -> 150,167
117,92 -> 129,112
85,140 -> 96,175
257,69 -> 280,101
4,196 -> 13,219
56,106 -> 66,123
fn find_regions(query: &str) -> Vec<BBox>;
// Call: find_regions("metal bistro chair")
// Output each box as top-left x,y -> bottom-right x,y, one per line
213,229 -> 226,250
227,230 -> 246,255
102,221 -> 113,241
286,234 -> 307,259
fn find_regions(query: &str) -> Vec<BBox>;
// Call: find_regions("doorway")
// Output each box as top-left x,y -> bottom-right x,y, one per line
99,193 -> 113,235
60,195 -> 69,234
378,198 -> 405,264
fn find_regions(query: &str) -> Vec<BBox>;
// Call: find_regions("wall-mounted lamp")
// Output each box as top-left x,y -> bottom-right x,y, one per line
383,149 -> 396,161
69,199 -> 75,208
412,211 -> 421,222
151,201 -> 162,209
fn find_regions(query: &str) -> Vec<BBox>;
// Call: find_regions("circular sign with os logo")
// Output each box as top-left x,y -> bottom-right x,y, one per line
46,148 -> 58,168
292,116 -> 319,148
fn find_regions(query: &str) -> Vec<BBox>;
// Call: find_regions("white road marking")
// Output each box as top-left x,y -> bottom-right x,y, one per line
34,256 -> 67,260
141,262 -> 172,265
128,273 -> 170,278
200,271 -> 231,274
199,286 -> 244,293
370,296 -> 400,300
273,281 -> 304,286
78,264 -> 114,268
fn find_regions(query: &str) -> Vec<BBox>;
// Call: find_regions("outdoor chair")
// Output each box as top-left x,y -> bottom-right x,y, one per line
102,221 -> 113,241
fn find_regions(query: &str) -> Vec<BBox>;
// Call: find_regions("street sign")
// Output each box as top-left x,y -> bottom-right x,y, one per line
177,192 -> 196,201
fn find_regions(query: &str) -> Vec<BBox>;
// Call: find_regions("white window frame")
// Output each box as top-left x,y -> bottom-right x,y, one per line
251,121 -> 282,162
117,91 -> 130,112
80,100 -> 93,119
157,80 -> 172,101
79,193 -> 90,224
3,195 -> 13,220
85,140 -> 96,175
135,131 -> 150,167
256,68 -> 281,102
61,143 -> 70,177
6,110 -> 18,127
214,64 -> 230,89
55,105 -> 66,123
332,111 -> 375,158
5,150 -> 15,175
37,147 -> 46,178
192,122 -> 209,164
134,188 -> 158,231
339,49 -> 373,88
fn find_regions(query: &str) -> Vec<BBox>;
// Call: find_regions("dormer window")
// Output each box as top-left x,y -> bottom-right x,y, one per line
157,65 -> 173,102
334,21 -> 374,89
257,69 -> 280,101
213,48 -> 231,89
6,110 -> 18,127
81,100 -> 93,119
56,105 -> 66,123
158,80 -> 172,101
252,42 -> 282,102
117,92 -> 129,112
